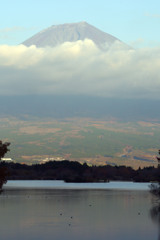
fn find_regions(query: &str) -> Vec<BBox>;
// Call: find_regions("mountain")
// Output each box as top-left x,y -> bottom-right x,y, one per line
22,21 -> 124,49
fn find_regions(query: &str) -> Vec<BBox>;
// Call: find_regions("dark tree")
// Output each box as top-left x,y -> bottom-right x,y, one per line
0,141 -> 10,191
150,151 -> 160,240
150,149 -> 160,197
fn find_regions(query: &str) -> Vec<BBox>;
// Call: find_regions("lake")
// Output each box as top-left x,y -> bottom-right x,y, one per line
0,181 -> 158,240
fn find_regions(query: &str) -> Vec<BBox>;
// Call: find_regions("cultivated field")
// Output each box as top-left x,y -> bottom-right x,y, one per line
0,117 -> 159,169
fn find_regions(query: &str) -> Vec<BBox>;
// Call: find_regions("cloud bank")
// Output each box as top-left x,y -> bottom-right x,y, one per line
0,39 -> 160,99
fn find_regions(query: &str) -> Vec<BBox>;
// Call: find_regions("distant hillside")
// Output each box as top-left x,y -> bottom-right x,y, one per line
22,21 -> 125,49
0,95 -> 160,121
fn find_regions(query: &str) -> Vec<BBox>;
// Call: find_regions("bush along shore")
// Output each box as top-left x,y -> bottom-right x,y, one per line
0,160 -> 159,183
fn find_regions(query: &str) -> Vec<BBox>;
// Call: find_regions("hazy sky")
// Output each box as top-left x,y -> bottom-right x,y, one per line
1,0 -> 160,47
0,0 -> 160,99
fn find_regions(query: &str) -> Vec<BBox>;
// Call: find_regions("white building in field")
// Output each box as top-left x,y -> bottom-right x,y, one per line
1,158 -> 13,162
42,157 -> 65,163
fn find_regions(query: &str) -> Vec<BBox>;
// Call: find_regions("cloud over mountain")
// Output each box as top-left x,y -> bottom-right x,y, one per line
0,40 -> 160,99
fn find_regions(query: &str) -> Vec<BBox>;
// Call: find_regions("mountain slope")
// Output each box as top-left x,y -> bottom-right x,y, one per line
22,21 -> 123,49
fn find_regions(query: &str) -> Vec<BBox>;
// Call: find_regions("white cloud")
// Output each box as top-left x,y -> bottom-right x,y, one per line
0,40 -> 160,99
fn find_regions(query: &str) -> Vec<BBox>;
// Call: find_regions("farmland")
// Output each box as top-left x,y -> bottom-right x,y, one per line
0,117 -> 159,169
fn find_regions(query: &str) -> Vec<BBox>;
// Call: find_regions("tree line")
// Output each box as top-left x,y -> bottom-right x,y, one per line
0,160 -> 159,183
0,140 -> 160,191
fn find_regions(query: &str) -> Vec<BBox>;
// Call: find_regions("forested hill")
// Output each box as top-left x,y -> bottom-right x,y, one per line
1,160 -> 159,183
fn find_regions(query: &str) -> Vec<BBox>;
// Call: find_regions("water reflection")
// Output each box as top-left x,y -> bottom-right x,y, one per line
0,188 -> 157,240
150,202 -> 160,240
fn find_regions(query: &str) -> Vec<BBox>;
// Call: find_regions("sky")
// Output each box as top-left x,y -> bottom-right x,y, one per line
1,0 -> 160,47
0,0 -> 160,99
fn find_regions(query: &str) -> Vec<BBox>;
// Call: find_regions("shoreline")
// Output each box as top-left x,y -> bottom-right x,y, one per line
3,180 -> 151,191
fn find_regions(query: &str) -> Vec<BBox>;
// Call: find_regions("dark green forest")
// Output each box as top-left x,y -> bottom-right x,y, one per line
1,160 -> 159,183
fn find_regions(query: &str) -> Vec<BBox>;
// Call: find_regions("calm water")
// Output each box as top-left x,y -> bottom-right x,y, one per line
4,180 -> 150,190
0,181 -> 158,240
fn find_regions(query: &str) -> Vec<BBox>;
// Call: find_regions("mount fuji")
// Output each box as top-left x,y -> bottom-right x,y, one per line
22,21 -> 126,49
